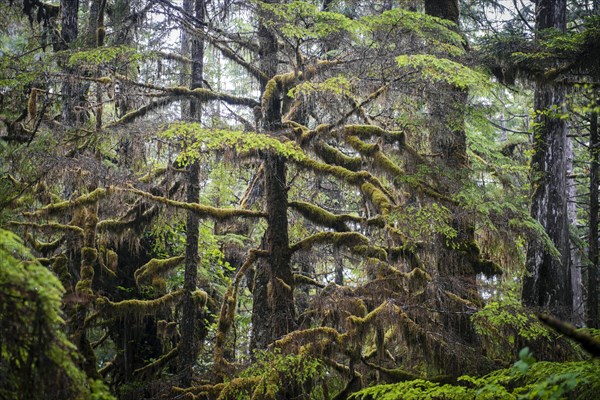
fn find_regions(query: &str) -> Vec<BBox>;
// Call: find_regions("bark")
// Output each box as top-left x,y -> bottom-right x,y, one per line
567,136 -> 584,326
250,1 -> 296,350
178,0 -> 205,386
418,0 -> 486,374
588,111 -> 599,328
59,0 -> 83,126
523,0 -> 572,320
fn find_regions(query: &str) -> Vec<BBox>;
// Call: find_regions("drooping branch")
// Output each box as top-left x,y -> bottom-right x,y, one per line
288,200 -> 363,232
214,249 -> 267,378
290,231 -> 370,253
8,221 -> 84,235
539,314 -> 600,357
125,187 -> 267,220
24,188 -> 110,217
134,256 -> 185,287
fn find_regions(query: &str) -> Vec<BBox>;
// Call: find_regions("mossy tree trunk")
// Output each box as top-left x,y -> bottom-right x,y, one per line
588,110 -> 599,328
250,1 -> 296,351
178,0 -> 205,386
423,0 -> 480,355
523,0 -> 573,320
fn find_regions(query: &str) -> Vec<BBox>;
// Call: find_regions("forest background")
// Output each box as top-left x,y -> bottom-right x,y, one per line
1,0 -> 600,398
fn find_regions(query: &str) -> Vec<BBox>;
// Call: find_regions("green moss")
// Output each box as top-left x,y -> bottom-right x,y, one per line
26,233 -> 63,253
289,200 -> 362,231
361,182 -> 391,215
344,125 -> 405,145
81,247 -> 97,264
134,256 -> 185,287
8,221 -> 84,235
26,188 -> 110,217
314,141 -> 362,171
127,187 -> 267,220
351,245 -> 387,260
290,231 -> 370,253
293,273 -> 325,288
96,290 -> 184,318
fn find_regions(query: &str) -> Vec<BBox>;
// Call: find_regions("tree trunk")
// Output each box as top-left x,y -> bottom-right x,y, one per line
250,2 -> 296,350
59,0 -> 81,126
523,0 -> 572,320
588,111 -> 599,327
567,135 -> 584,325
178,0 -> 205,386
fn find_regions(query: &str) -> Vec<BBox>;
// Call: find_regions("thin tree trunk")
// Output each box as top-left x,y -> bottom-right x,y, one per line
523,0 -> 572,319
178,0 -> 205,386
588,111 -> 599,327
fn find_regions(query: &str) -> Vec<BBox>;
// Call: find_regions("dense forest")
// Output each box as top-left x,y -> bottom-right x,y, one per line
1,0 -> 600,398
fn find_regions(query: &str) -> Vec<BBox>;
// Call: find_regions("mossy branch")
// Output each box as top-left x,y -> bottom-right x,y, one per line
24,188 -> 109,217
314,141 -> 361,171
126,187 -> 267,220
293,273 -> 325,288
290,231 -> 370,253
134,256 -> 185,287
133,346 -> 179,377
26,233 -> 64,253
105,98 -> 174,127
96,290 -> 184,318
539,314 -> 600,357
214,249 -> 265,378
289,200 -> 363,232
8,221 -> 84,235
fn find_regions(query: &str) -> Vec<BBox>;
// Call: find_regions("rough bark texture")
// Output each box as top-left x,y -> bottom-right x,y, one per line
567,136 -> 584,326
59,0 -> 81,126
250,0 -> 296,350
588,111 -> 599,328
178,0 -> 205,386
523,0 -> 572,320
419,0 -> 484,374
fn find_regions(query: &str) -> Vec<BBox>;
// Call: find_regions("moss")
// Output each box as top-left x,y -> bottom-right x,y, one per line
345,135 -> 380,156
290,231 -> 370,253
134,256 -> 185,287
26,233 -> 63,253
443,290 -> 478,309
81,247 -> 97,264
8,221 -> 84,235
293,273 -> 325,288
133,346 -> 179,377
289,200 -> 363,231
314,141 -> 362,171
26,188 -> 110,217
192,289 -> 208,307
138,167 -> 167,183
344,124 -> 405,146
127,187 -> 267,221
351,245 -> 387,260
214,250 -> 263,376
51,255 -> 72,290
96,290 -> 184,318
361,182 -> 391,215
473,259 -> 503,277
297,158 -> 364,184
